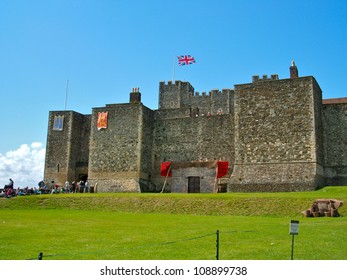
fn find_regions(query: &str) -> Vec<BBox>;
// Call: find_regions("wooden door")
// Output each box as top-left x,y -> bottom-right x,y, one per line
188,176 -> 200,193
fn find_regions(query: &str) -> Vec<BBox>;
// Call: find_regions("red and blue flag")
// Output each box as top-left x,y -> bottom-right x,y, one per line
177,55 -> 196,66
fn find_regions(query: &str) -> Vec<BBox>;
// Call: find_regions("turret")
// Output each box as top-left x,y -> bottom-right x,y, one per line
158,81 -> 194,109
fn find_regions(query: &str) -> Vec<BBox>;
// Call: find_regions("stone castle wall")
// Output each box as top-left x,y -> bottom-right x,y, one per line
88,104 -> 141,192
44,111 -> 90,186
312,81 -> 325,166
323,102 -> 347,185
150,114 -> 235,190
138,105 -> 156,191
229,76 -> 324,191
44,72 -> 347,192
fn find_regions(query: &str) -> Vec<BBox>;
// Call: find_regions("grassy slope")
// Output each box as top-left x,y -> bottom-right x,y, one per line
0,187 -> 346,260
1,186 -> 346,216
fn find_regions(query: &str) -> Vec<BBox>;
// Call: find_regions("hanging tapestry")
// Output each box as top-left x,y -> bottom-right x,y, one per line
97,112 -> 108,130
53,115 -> 64,131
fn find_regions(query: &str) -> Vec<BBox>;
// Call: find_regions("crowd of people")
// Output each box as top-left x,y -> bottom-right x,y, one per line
0,178 -> 90,198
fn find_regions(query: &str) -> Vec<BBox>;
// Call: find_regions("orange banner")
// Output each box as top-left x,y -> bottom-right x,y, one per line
97,112 -> 108,130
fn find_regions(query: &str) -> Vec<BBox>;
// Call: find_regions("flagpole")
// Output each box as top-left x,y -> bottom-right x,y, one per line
172,56 -> 175,82
64,79 -> 69,110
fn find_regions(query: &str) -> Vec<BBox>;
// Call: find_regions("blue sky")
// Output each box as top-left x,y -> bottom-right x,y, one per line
0,0 -> 346,187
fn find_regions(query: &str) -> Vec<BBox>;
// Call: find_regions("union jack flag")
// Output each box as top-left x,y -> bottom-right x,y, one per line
177,55 -> 196,66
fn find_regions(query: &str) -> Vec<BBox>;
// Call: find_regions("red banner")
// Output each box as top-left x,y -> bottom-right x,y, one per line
160,161 -> 228,177
217,161 -> 229,178
160,162 -> 172,177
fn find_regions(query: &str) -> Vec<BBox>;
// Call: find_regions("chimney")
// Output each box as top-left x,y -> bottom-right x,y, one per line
290,60 -> 299,78
130,87 -> 141,104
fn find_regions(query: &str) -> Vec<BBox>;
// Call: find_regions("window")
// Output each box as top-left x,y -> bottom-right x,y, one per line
53,116 -> 64,131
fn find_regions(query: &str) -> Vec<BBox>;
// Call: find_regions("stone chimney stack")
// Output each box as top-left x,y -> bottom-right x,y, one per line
130,87 -> 141,104
290,60 -> 299,78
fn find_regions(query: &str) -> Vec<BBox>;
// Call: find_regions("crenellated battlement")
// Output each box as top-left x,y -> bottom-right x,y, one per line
159,80 -> 234,115
160,80 -> 190,86
159,80 -> 194,88
194,91 -> 209,96
252,74 -> 279,83
193,88 -> 233,97
160,80 -> 182,86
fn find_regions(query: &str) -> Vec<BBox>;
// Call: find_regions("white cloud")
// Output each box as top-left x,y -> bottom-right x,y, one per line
0,142 -> 45,188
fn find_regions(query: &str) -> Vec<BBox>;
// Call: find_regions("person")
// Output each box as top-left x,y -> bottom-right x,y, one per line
5,187 -> 13,198
40,184 -> 47,194
71,181 -> 76,193
75,181 -> 80,193
37,180 -> 44,193
4,178 -> 14,190
65,181 -> 70,193
78,180 -> 85,193
51,184 -> 59,194
17,188 -> 25,196
84,180 -> 89,193
33,187 -> 41,195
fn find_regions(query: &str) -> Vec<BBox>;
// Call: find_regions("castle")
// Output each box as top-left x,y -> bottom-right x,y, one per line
44,63 -> 347,192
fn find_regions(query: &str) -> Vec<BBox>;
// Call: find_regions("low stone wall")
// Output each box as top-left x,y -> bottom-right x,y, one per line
88,179 -> 141,193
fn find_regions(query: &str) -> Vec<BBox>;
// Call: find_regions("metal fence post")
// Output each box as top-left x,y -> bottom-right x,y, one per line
216,230 -> 220,260
291,234 -> 295,260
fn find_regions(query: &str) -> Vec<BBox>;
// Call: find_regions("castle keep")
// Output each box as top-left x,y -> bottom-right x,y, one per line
44,64 -> 347,192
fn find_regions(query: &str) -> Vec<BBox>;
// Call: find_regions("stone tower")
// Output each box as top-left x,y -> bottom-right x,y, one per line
229,73 -> 325,191
87,89 -> 154,192
44,111 -> 90,186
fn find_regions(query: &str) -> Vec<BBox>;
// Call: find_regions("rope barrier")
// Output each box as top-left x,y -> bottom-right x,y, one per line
28,229 -> 257,260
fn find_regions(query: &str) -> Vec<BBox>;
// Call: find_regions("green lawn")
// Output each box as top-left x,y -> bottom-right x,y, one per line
0,187 -> 346,260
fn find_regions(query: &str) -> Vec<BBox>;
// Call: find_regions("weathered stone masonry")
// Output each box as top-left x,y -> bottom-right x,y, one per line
44,65 -> 347,192
323,99 -> 347,185
45,111 -> 90,186
230,76 -> 325,192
